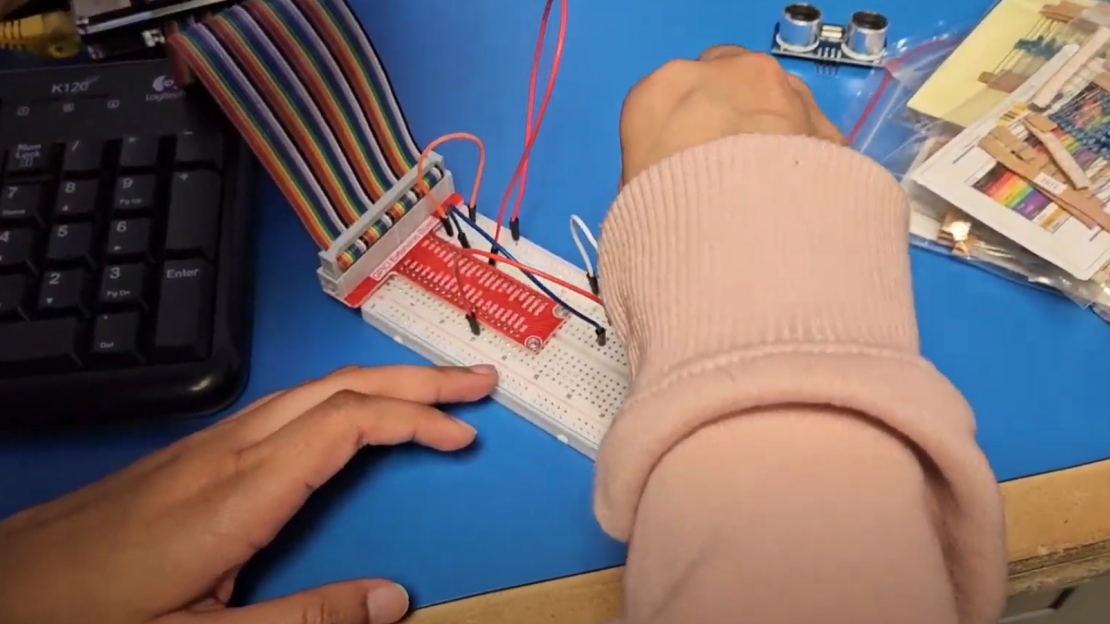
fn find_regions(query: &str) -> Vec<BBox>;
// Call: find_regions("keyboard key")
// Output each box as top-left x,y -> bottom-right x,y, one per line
154,259 -> 213,359
113,175 -> 156,211
0,185 -> 44,225
0,274 -> 28,319
0,229 -> 35,269
106,218 -> 151,258
175,131 -> 223,166
39,269 -> 86,313
55,179 -> 98,217
46,222 -> 94,264
0,317 -> 81,371
119,135 -> 159,169
91,312 -> 142,362
4,143 -> 52,175
62,139 -> 104,173
166,170 -> 221,259
99,264 -> 146,305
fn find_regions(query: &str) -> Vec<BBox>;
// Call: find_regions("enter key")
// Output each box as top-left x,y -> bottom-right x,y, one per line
154,258 -> 214,360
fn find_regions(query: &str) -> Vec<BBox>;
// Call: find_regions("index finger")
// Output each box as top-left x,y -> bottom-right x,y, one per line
228,365 -> 498,443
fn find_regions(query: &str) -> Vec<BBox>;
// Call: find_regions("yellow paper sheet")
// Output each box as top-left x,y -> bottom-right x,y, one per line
908,0 -> 1089,127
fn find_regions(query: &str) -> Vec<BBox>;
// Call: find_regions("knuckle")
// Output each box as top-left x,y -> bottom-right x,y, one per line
741,52 -> 788,80
298,594 -> 332,624
228,447 -> 250,480
625,59 -> 696,113
304,364 -> 362,387
321,389 -> 374,414
697,44 -> 725,59
656,58 -> 697,81
633,59 -> 691,95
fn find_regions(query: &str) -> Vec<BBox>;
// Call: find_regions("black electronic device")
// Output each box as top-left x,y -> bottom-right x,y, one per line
70,0 -> 239,60
0,57 -> 255,431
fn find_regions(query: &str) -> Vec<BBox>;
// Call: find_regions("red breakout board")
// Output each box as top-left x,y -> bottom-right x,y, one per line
344,220 -> 566,352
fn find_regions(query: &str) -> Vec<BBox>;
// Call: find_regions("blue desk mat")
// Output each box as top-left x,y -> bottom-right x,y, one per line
3,0 -> 1110,609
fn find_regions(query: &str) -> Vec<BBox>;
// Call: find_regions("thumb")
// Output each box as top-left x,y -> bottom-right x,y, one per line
206,579 -> 410,624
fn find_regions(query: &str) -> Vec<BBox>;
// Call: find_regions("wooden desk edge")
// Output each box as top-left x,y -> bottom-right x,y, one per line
408,457 -> 1110,623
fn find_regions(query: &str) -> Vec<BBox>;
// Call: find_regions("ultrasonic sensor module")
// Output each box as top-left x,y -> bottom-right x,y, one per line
771,3 -> 889,68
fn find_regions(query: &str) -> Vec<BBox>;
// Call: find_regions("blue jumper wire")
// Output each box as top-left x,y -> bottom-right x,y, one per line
446,206 -> 606,338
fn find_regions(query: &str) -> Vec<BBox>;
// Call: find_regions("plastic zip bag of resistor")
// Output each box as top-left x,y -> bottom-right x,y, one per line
840,23 -> 971,179
839,22 -> 1102,300
906,2 -> 1110,305
841,1 -> 1110,170
840,6 -> 1110,310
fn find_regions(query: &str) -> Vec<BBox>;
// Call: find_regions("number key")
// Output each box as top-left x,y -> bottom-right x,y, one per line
39,269 -> 86,313
99,264 -> 146,305
0,318 -> 80,372
0,229 -> 35,270
106,218 -> 151,259
0,185 -> 44,225
55,179 -> 98,217
91,312 -> 142,363
46,222 -> 94,265
113,175 -> 156,211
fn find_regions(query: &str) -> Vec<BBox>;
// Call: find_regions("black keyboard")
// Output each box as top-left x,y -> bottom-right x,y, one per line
0,58 -> 255,431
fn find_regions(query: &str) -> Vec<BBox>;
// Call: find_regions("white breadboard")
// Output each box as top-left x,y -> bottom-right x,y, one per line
360,214 -> 630,458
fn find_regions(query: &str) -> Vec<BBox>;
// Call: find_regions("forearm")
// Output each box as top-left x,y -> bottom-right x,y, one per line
596,135 -> 1007,624
626,407 -> 958,624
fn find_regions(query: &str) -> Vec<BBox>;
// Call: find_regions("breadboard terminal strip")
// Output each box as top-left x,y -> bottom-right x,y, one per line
320,154 -> 630,457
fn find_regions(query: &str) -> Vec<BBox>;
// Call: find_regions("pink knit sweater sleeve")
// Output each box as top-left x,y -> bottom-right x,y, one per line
594,135 -> 1008,624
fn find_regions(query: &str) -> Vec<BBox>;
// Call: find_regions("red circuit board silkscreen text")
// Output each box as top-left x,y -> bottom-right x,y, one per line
346,228 -> 565,351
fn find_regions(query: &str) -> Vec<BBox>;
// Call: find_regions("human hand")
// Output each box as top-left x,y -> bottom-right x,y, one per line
0,364 -> 499,624
618,45 -> 844,186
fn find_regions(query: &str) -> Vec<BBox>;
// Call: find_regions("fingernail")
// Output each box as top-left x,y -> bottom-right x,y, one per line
469,364 -> 498,376
367,583 -> 409,624
453,418 -> 477,435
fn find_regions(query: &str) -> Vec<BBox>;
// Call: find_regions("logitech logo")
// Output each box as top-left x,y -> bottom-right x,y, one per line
153,75 -> 176,92
146,74 -> 184,103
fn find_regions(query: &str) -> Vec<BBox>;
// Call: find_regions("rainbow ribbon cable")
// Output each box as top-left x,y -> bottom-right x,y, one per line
168,0 -> 441,269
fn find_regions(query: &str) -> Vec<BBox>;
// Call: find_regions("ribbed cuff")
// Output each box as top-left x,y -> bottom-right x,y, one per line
598,134 -> 918,390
